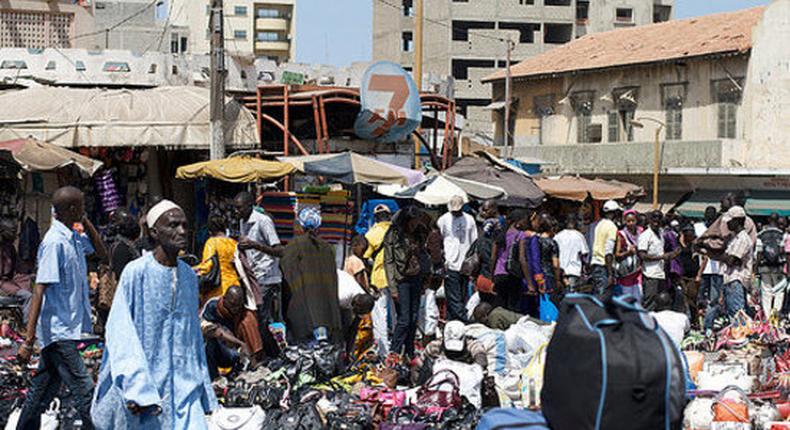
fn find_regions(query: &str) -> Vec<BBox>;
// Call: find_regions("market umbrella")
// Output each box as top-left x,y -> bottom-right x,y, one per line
535,176 -> 644,202
0,138 -> 102,175
445,155 -> 545,208
391,174 -> 506,206
175,156 -> 295,183
281,152 -> 412,186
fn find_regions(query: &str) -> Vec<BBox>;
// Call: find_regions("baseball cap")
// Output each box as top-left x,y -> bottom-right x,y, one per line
373,204 -> 391,215
722,206 -> 746,223
602,200 -> 622,213
443,321 -> 466,352
447,195 -> 465,212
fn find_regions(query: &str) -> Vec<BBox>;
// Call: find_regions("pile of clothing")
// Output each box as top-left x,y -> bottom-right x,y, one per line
682,310 -> 790,429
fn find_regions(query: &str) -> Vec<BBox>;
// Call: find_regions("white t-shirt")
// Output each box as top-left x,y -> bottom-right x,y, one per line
337,269 -> 365,310
437,212 -> 478,272
554,229 -> 589,277
651,310 -> 690,347
638,228 -> 666,280
694,222 -> 720,275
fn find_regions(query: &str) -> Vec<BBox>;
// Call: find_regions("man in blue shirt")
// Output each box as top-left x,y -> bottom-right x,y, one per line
16,186 -> 107,430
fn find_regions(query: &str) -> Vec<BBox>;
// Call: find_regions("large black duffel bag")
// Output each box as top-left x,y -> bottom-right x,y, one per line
541,294 -> 686,430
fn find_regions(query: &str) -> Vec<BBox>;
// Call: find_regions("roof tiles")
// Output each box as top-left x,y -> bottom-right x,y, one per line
484,6 -> 765,82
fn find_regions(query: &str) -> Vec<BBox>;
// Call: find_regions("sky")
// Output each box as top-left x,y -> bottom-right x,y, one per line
295,0 -> 772,67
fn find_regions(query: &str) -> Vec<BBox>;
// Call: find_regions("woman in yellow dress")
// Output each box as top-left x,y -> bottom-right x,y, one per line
195,215 -> 241,302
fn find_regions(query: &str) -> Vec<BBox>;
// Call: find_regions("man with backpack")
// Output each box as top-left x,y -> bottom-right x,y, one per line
756,212 -> 787,317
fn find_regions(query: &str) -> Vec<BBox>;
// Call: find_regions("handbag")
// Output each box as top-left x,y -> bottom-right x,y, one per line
460,240 -> 480,277
614,231 -> 640,278
199,253 -> 222,293
381,406 -> 430,430
207,406 -> 266,430
97,263 -> 118,312
416,369 -> 462,417
358,387 -> 407,422
481,374 -> 500,408
712,386 -> 752,430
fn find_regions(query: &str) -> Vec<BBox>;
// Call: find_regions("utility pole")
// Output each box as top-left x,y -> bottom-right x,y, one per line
504,38 -> 514,157
209,0 -> 226,160
413,0 -> 423,169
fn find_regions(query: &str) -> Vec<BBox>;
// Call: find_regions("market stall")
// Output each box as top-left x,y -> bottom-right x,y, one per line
378,173 -> 506,206
445,153 -> 545,208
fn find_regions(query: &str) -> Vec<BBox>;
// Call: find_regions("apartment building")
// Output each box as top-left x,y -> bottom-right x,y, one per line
92,0 -> 190,54
373,0 -> 674,137
167,0 -> 295,62
0,0 -> 96,49
483,4 -> 790,208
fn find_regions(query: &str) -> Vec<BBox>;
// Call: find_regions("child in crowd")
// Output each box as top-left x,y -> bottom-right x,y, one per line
347,293 -> 376,360
344,235 -> 370,293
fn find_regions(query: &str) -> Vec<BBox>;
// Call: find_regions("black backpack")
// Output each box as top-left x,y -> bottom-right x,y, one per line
759,228 -> 785,267
506,233 -> 526,278
541,294 -> 686,430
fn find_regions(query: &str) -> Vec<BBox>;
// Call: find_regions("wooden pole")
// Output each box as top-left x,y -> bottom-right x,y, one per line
209,0 -> 226,160
413,0 -> 424,169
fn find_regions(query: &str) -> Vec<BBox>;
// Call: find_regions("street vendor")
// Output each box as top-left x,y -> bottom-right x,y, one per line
91,200 -> 217,429
201,285 -> 264,380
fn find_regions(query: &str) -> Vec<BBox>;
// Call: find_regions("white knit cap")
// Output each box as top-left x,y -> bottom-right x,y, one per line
146,199 -> 182,228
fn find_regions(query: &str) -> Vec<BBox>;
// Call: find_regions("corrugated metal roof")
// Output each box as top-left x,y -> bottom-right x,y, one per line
484,6 -> 765,83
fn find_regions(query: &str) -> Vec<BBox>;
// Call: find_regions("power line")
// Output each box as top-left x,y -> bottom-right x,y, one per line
65,0 -> 160,45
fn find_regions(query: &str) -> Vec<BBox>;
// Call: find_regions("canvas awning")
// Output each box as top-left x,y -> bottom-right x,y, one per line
0,137 -> 102,175
279,152 -> 423,186
386,173 -> 506,206
675,191 -> 723,218
746,192 -> 790,217
0,86 -> 259,149
175,156 -> 294,183
535,176 -> 644,202
445,154 -> 545,207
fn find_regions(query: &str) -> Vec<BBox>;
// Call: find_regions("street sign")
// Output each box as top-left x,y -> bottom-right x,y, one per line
354,61 -> 422,144
281,70 -> 305,85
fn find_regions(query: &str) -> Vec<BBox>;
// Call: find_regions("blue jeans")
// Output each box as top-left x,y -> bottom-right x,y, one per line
444,270 -> 469,323
17,340 -> 95,430
590,265 -> 610,297
390,277 -> 421,357
205,338 -> 240,381
704,280 -> 746,330
701,274 -> 724,306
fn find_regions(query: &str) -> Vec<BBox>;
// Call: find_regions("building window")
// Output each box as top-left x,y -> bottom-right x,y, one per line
0,10 -> 74,49
148,64 -> 157,74
451,0 -> 469,2
712,78 -> 743,139
452,20 -> 496,42
257,7 -> 279,18
576,0 -> 589,21
180,36 -> 188,53
102,62 -> 131,72
172,65 -> 178,75
234,30 -> 247,39
534,95 -> 555,145
234,6 -> 247,16
0,60 -> 27,70
519,0 -> 535,4
571,91 -> 595,143
545,0 -> 571,5
206,5 -> 210,15
616,8 -> 634,23
609,87 -> 639,142
240,70 -> 247,79
451,59 -> 495,80
257,31 -> 281,41
544,23 -> 573,44
662,83 -> 686,140
499,22 -> 540,43
402,31 -> 413,52
171,34 -> 179,53
654,5 -> 672,23
45,61 -> 56,70
403,0 -> 413,16
75,61 -> 86,71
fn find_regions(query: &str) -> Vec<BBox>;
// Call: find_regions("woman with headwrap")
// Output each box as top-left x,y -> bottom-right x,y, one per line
279,207 -> 342,343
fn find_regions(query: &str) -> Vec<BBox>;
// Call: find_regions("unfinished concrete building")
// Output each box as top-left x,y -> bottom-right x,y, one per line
373,0 -> 674,139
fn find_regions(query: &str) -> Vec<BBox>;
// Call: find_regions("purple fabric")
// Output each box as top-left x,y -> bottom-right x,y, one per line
663,230 -> 683,277
386,162 -> 426,186
525,235 -> 544,290
494,229 -> 523,276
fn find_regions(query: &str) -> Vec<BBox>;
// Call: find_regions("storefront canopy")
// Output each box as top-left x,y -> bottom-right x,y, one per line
383,173 -> 506,206
0,86 -> 258,149
445,155 -> 545,208
535,176 -> 644,202
279,152 -> 422,186
745,192 -> 790,217
0,137 -> 102,175
175,156 -> 295,183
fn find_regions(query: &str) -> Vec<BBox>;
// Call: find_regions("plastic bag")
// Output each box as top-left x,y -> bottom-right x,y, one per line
539,294 -> 558,323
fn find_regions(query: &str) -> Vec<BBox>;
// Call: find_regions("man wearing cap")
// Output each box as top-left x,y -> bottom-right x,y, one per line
589,200 -> 621,297
365,203 -> 395,356
638,211 -> 679,311
16,186 -> 106,430
92,200 -> 217,429
713,206 -> 753,318
437,195 -> 478,322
